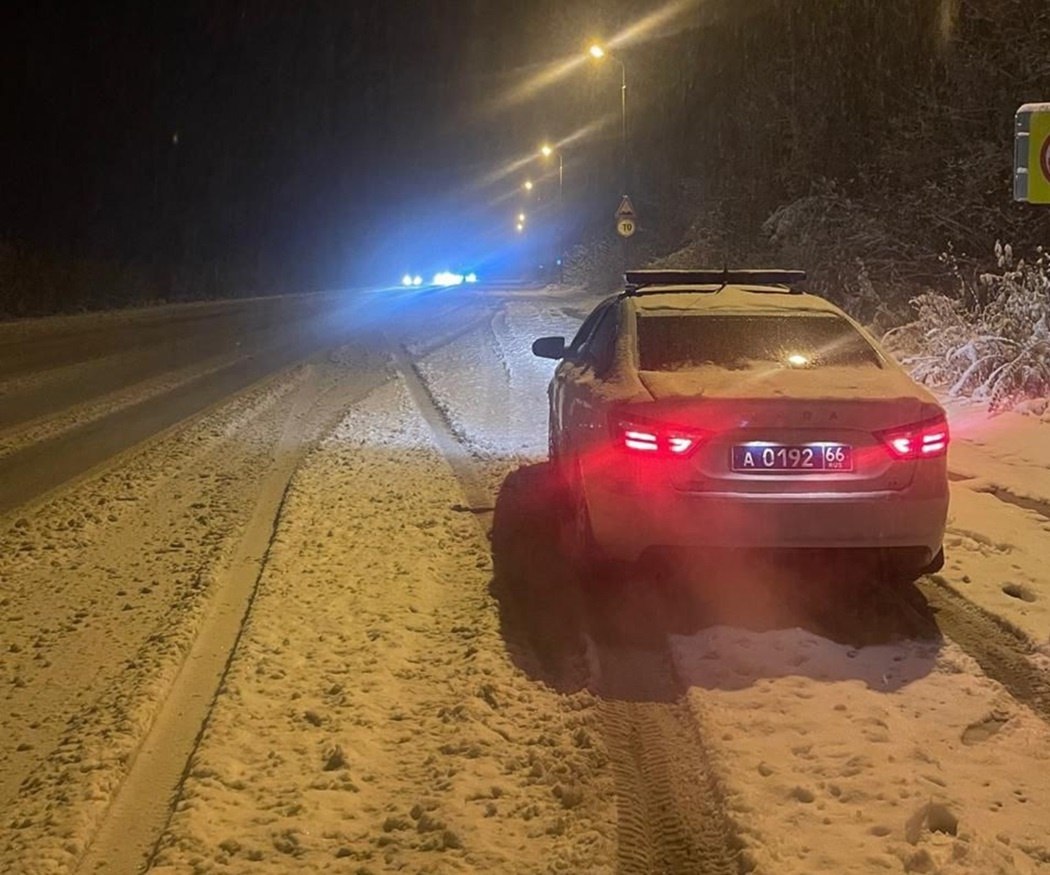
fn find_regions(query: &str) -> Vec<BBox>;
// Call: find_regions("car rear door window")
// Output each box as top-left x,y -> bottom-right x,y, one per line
578,306 -> 618,373
636,313 -> 881,371
567,302 -> 612,358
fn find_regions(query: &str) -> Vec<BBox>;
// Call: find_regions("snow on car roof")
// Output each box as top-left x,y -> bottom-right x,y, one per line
630,285 -> 841,315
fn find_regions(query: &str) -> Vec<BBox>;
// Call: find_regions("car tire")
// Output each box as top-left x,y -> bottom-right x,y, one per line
877,547 -> 944,586
547,426 -> 561,475
565,464 -> 626,590
920,547 -> 945,576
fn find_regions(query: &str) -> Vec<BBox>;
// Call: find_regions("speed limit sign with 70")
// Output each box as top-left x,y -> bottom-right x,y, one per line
617,217 -> 636,238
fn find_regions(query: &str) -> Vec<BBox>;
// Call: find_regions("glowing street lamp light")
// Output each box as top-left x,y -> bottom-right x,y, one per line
517,212 -> 526,223
515,222 -> 524,233
523,179 -> 534,192
588,44 -> 605,59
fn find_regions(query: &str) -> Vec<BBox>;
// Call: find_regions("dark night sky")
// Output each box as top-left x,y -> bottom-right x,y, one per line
4,1 -> 650,286
7,1 -> 1046,300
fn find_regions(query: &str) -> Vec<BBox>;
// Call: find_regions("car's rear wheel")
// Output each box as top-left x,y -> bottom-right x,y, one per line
564,463 -> 626,590
921,547 -> 945,575
875,547 -> 944,586
547,425 -> 563,479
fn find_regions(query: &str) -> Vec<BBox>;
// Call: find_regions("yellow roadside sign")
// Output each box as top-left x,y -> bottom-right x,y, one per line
1015,103 -> 1050,204
1029,110 -> 1050,204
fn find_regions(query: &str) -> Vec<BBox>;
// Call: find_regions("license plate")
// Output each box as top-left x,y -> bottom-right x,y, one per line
731,443 -> 853,473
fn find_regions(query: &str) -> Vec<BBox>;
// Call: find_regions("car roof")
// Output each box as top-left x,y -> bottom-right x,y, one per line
626,284 -> 843,316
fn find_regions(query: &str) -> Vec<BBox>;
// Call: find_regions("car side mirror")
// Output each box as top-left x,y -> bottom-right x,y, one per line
532,336 -> 566,359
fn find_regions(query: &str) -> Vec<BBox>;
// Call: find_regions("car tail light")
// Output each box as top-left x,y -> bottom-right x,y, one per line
611,414 -> 708,459
876,415 -> 950,460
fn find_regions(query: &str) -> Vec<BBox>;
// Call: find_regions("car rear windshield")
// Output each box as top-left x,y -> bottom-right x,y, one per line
636,313 -> 881,371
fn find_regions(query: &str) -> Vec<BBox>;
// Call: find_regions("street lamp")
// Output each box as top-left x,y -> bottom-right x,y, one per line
539,144 -> 563,202
588,43 -> 628,194
517,212 -> 526,223
523,179 -> 534,192
540,143 -> 566,284
515,222 -> 524,233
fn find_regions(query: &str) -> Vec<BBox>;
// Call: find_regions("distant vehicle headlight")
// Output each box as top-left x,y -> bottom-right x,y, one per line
433,271 -> 464,286
402,274 -> 414,287
413,275 -> 423,286
465,272 -> 478,283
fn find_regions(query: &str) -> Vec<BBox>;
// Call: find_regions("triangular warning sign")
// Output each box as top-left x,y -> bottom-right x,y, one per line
615,195 -> 637,219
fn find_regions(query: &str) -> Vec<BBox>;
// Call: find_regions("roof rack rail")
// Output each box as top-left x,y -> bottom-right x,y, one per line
623,269 -> 807,294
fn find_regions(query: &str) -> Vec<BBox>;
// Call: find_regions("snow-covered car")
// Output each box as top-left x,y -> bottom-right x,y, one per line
532,270 -> 949,582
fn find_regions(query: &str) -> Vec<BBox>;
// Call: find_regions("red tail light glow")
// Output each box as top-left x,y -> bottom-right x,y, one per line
613,415 -> 708,459
876,415 -> 950,460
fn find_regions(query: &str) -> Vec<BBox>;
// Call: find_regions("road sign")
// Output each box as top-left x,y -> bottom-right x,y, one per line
615,195 -> 637,219
1014,103 -> 1050,203
615,195 -> 637,237
1039,121 -> 1050,194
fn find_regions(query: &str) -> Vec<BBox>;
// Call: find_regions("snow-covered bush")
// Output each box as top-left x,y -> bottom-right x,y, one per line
761,180 -> 926,329
883,243 -> 1050,411
563,237 -> 622,292
565,232 -> 658,292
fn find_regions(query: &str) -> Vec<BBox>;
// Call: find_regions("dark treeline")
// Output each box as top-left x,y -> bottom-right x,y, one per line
629,0 -> 1050,316
3,0 -> 1049,316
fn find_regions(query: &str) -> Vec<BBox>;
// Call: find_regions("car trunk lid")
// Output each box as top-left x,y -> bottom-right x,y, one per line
629,367 -> 936,493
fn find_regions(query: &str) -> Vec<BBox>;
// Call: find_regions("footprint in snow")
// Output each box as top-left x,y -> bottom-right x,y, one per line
961,712 -> 1009,745
1001,582 -> 1037,602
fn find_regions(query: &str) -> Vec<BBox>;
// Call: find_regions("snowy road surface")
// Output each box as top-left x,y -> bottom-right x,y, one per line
2,285 -> 1049,874
0,292 -> 363,514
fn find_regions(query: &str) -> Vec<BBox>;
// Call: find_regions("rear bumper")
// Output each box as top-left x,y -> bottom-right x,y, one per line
585,478 -> 948,565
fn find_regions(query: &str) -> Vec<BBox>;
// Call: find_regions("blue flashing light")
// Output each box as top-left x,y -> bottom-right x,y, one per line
433,271 -> 465,286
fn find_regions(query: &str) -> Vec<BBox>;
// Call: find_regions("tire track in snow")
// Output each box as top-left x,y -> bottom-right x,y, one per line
598,699 -> 744,875
0,366 -> 323,874
404,303 -> 499,358
982,485 -> 1050,522
78,363 -> 395,874
917,576 -> 1050,722
396,320 -> 747,875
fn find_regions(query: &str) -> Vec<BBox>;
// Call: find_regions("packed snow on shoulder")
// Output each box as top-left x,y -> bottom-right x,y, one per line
940,401 -> 1050,650
149,377 -> 615,873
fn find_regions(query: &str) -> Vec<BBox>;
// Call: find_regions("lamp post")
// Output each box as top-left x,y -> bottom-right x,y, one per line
540,144 -> 563,203
588,44 -> 627,194
540,144 -> 565,283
